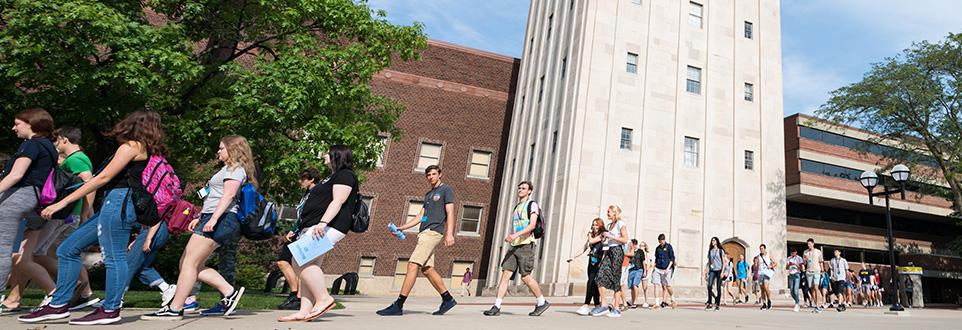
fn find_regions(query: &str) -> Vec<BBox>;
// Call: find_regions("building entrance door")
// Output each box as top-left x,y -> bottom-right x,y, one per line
722,239 -> 747,264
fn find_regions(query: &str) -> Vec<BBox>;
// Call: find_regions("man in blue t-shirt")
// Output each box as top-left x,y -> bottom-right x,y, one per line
652,233 -> 676,308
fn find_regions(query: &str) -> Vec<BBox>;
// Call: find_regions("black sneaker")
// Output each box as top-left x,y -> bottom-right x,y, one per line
714,304 -> 720,311
376,302 -> 403,316
141,305 -> 184,321
222,287 -> 245,316
836,304 -> 846,312
433,299 -> 457,315
278,294 -> 300,310
529,301 -> 550,316
483,306 -> 501,316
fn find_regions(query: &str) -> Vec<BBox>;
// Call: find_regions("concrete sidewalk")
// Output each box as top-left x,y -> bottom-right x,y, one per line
1,296 -> 958,329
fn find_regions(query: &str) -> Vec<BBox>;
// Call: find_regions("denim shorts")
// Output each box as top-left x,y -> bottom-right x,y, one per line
193,212 -> 240,245
627,269 -> 644,288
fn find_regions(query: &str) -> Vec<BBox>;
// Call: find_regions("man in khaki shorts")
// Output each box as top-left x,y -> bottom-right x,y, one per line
378,165 -> 457,316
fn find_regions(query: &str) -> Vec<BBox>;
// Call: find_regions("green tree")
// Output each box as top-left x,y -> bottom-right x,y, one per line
0,0 -> 426,202
816,33 -> 962,252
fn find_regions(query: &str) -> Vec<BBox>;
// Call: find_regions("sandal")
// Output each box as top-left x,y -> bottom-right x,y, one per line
304,301 -> 337,322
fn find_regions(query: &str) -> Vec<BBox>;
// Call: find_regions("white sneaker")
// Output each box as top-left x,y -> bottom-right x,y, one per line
576,305 -> 591,316
161,284 -> 177,306
642,303 -> 650,309
793,304 -> 800,312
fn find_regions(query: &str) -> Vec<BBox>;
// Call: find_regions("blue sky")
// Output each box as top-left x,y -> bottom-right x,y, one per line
368,0 -> 962,116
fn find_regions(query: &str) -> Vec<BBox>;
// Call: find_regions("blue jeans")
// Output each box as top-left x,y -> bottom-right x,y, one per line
707,270 -> 722,305
126,223 -> 170,290
52,189 -> 135,310
788,273 -> 801,304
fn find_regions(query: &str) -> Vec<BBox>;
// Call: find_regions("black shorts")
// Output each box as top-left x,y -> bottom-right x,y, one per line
277,244 -> 293,263
831,280 -> 847,295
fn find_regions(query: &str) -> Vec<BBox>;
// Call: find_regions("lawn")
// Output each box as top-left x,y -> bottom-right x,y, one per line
15,288 -> 344,311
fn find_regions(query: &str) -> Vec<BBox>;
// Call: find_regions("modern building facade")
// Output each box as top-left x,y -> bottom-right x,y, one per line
319,40 -> 520,295
784,114 -> 962,305
486,0 -> 787,295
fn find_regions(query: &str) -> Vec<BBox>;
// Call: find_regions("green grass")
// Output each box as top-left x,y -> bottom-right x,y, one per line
17,288 -> 344,310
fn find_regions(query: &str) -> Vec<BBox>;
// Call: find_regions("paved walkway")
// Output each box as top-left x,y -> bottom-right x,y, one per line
1,296 -> 958,329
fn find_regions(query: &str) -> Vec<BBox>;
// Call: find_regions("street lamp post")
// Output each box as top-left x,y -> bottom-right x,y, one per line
859,164 -> 910,312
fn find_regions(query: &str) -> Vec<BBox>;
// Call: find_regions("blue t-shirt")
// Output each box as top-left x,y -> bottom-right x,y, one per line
655,243 -> 675,270
736,260 -> 749,279
1,137 -> 56,187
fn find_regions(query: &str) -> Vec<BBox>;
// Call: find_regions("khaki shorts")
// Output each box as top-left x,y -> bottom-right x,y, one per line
501,243 -> 536,276
410,230 -> 444,268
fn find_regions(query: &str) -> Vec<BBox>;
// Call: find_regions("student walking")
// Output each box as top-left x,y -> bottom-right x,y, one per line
803,238 -> 825,313
829,249 -> 848,311
143,135 -> 255,320
460,267 -> 473,297
0,109 -> 57,304
589,205 -> 629,317
640,241 -> 654,308
757,244 -> 776,310
751,256 -> 761,304
653,233 -> 676,309
704,237 -> 725,310
568,218 -> 606,315
626,239 -> 645,308
786,249 -> 804,312
722,257 -> 737,305
21,110 -> 165,325
276,145 -> 359,322
483,181 -> 549,317
377,165 -> 457,316
735,255 -> 749,303
275,168 -> 323,310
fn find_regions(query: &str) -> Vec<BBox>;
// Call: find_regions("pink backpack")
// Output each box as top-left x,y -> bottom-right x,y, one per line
142,155 -> 183,222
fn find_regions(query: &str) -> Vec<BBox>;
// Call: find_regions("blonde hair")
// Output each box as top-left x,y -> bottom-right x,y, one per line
221,135 -> 258,187
607,204 -> 622,221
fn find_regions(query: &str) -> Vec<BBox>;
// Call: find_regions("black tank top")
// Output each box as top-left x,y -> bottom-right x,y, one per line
104,159 -> 148,191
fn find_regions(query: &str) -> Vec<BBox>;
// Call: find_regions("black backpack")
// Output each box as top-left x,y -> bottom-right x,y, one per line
350,178 -> 369,233
527,201 -> 546,239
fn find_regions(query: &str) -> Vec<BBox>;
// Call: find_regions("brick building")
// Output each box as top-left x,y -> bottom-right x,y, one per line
319,40 -> 520,296
784,114 -> 962,306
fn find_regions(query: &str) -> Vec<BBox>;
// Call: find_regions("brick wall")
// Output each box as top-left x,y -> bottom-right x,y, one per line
319,42 -> 520,282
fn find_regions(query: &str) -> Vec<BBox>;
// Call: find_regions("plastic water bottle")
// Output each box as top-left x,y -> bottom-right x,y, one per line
388,223 -> 406,240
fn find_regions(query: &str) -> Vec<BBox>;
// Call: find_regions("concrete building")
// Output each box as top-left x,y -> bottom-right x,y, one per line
486,0 -> 787,295
318,40 -> 520,295
784,114 -> 962,306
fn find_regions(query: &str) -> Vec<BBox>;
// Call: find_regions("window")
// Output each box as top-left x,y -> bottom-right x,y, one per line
528,143 -> 536,175
744,83 -> 754,102
684,137 -> 700,168
551,130 -> 559,154
546,14 -> 553,43
626,52 -> 638,74
459,205 -> 482,234
468,150 -> 492,179
392,258 -> 409,290
376,135 -> 388,167
358,257 -> 376,277
620,128 -> 633,150
417,142 -> 441,170
744,21 -> 754,39
538,75 -> 546,103
528,37 -> 534,56
744,150 -> 754,170
450,261 -> 475,289
686,66 -> 702,94
404,200 -> 423,233
689,2 -> 704,28
561,56 -> 567,78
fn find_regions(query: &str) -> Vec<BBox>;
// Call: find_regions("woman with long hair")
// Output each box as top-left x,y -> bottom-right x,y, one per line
723,257 -> 737,305
1,109 -> 57,310
704,236 -> 726,310
278,145 -> 358,322
592,205 -> 630,317
20,110 -> 166,325
640,241 -> 653,308
567,218 -> 606,315
144,135 -> 256,320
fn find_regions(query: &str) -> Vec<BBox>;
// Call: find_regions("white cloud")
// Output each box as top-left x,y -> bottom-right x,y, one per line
782,55 -> 846,115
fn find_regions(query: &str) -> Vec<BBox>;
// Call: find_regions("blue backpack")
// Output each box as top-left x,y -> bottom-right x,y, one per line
236,182 -> 278,240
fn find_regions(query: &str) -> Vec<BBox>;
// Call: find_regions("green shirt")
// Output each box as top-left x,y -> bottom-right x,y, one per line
59,151 -> 93,216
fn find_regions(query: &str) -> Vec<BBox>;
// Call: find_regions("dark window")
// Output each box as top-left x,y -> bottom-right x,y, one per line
744,21 -> 753,39
798,126 -> 939,167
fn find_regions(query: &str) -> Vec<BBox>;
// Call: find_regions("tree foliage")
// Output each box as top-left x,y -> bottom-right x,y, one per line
816,33 -> 962,252
0,0 -> 426,202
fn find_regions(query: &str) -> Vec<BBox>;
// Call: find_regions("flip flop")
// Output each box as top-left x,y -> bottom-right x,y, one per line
303,301 -> 337,322
277,314 -> 307,322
